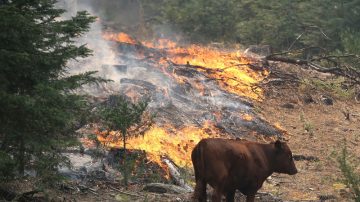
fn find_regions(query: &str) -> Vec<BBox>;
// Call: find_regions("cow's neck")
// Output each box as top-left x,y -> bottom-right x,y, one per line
262,144 -> 277,177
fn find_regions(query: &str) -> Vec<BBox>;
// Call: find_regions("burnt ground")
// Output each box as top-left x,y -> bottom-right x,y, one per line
1,62 -> 359,202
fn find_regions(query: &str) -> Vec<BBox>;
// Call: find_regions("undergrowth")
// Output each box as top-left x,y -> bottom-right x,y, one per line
299,112 -> 314,136
337,142 -> 360,201
300,77 -> 356,100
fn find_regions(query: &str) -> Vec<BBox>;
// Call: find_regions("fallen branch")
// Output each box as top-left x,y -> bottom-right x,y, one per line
311,54 -> 360,61
308,62 -> 342,74
143,183 -> 190,194
266,54 -> 360,85
77,185 -> 99,196
108,186 -> 144,198
16,190 -> 42,201
267,46 -> 327,58
162,158 -> 193,192
170,61 -> 223,74
266,55 -> 308,65
293,154 -> 319,162
88,189 -> 99,196
20,190 -> 41,196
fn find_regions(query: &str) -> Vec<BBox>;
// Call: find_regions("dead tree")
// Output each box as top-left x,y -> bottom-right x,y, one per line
265,49 -> 360,86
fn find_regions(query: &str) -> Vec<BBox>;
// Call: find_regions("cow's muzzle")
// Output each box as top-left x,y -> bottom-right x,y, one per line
289,167 -> 298,175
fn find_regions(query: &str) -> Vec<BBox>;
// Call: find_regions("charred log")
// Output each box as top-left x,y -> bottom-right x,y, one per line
266,55 -> 308,65
162,158 -> 193,192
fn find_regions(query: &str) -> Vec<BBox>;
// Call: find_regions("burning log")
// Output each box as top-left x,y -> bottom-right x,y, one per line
162,158 -> 193,192
91,32 -> 296,184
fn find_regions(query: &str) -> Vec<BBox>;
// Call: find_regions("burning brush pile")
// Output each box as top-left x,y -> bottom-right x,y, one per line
80,32 -> 286,185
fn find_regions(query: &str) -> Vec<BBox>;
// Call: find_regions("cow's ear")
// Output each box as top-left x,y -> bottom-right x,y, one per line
275,140 -> 283,150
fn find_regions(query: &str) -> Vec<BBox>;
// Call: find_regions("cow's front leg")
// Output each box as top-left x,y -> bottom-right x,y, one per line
226,190 -> 235,202
211,187 -> 222,202
245,193 -> 255,202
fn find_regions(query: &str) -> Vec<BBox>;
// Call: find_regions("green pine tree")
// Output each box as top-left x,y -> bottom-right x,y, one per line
0,0 -> 105,182
100,95 -> 149,187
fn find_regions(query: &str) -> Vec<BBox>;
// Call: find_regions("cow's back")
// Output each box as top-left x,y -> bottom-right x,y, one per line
192,139 -> 252,187
192,139 -> 272,191
192,138 -> 297,202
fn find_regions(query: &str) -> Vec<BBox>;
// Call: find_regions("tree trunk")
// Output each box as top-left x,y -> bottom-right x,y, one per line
18,136 -> 25,176
122,129 -> 128,188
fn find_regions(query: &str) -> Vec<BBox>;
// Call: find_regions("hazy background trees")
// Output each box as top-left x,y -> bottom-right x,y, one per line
87,0 -> 360,58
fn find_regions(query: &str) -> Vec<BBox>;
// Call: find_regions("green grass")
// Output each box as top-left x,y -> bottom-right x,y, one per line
299,112 -> 315,136
300,77 -> 356,100
337,143 -> 360,201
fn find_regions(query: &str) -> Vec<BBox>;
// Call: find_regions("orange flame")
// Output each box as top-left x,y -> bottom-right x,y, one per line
242,113 -> 254,121
96,123 -> 224,171
103,33 -> 268,100
163,45 -> 267,100
98,33 -> 270,173
143,39 -> 177,49
103,32 -> 138,44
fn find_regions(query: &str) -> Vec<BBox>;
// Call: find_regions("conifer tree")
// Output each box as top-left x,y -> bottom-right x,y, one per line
100,95 -> 148,187
0,0 -> 104,181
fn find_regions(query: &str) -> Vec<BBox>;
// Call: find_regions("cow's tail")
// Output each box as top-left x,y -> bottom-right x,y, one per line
192,140 -> 205,181
191,140 -> 207,201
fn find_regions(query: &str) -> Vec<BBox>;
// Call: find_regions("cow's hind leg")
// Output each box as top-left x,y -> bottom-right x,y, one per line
226,190 -> 235,202
193,179 -> 207,202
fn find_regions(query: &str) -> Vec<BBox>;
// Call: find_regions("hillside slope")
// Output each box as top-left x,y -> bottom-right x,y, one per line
256,62 -> 360,202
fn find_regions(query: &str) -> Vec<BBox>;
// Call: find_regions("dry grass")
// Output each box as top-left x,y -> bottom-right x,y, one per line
256,63 -> 360,201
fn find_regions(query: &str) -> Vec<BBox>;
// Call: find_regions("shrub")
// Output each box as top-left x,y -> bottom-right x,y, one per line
337,144 -> 360,201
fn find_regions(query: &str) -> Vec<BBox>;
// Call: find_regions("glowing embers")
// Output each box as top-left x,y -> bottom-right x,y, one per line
242,113 -> 254,121
103,32 -> 268,100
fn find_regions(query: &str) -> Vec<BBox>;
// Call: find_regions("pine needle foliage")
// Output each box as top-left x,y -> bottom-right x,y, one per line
338,145 -> 360,201
100,95 -> 149,187
0,0 -> 105,182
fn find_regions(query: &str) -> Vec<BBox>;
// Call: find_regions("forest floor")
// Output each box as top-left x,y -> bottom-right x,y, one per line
1,62 -> 359,202
253,62 -> 360,202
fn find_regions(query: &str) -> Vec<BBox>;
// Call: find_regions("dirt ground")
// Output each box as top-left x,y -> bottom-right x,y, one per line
255,63 -> 360,202
74,63 -> 360,201
1,63 -> 359,202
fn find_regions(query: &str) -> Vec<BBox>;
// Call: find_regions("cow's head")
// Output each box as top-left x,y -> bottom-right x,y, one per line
273,140 -> 298,175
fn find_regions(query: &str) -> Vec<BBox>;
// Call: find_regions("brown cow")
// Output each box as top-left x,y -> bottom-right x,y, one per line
191,138 -> 298,202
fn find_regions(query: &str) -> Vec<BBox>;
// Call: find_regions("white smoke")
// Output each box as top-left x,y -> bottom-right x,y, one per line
55,1 -> 280,137
56,0 -> 171,97
56,0 -> 124,95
